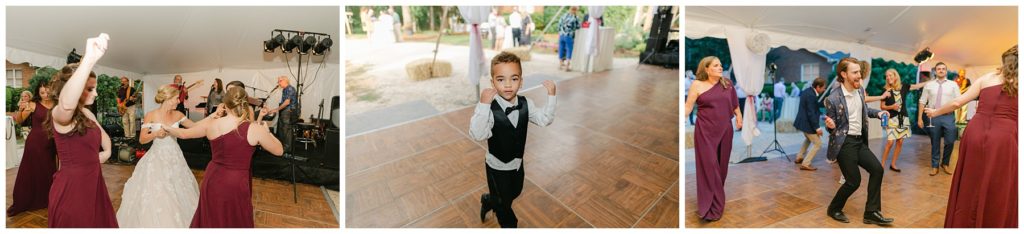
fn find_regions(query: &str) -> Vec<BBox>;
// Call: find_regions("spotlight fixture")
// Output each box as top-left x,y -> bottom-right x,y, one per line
283,34 -> 303,53
66,48 -> 82,64
914,47 -> 934,64
313,37 -> 332,55
297,35 -> 316,55
263,33 -> 285,52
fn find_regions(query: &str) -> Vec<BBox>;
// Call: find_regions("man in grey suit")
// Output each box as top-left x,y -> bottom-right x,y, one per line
823,57 -> 893,225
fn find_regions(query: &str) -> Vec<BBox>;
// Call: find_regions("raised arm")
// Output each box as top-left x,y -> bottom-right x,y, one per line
54,34 -> 108,125
163,120 -> 207,139
926,76 -> 988,117
468,88 -> 497,141
250,121 -> 284,156
528,80 -> 558,127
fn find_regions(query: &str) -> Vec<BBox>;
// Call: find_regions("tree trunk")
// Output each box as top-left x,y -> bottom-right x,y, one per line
402,6 -> 414,34
428,6 -> 436,31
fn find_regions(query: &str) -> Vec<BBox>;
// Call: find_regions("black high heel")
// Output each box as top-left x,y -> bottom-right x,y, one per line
889,165 -> 902,172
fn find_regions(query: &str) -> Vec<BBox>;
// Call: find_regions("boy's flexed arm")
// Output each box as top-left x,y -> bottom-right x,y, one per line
529,80 -> 557,126
469,88 -> 497,141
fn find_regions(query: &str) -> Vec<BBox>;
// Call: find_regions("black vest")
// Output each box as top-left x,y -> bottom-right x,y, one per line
487,96 -> 529,163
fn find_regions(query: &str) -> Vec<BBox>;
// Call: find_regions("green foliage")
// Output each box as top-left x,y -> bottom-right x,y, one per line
6,86 -> 28,112
684,37 -> 732,73
96,74 -> 120,115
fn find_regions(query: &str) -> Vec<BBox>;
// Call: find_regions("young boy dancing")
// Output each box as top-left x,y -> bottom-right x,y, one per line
469,52 -> 557,228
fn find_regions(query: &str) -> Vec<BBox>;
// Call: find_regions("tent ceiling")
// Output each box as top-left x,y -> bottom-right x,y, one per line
687,6 -> 1017,66
6,6 -> 340,74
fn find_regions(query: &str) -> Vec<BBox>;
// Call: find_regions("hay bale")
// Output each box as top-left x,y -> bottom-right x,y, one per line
774,120 -> 799,133
406,58 -> 452,81
502,47 -> 532,61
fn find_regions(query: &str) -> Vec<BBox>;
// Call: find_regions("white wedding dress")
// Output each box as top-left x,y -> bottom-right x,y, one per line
116,118 -> 200,228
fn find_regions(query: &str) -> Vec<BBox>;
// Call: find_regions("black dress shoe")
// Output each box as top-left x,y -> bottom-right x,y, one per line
828,210 -> 849,223
863,211 -> 894,225
480,194 -> 492,222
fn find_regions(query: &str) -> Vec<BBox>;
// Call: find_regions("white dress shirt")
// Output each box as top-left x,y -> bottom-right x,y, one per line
841,84 -> 864,136
919,79 -> 961,113
469,95 -> 557,171
774,82 -> 787,98
509,12 -> 523,29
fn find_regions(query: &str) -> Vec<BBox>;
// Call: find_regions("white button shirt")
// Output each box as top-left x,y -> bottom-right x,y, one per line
841,84 -> 864,136
469,95 -> 557,171
919,79 -> 961,111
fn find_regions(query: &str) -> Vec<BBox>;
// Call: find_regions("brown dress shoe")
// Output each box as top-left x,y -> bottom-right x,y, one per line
942,165 -> 953,175
799,165 -> 818,171
795,158 -> 803,164
929,168 -> 939,176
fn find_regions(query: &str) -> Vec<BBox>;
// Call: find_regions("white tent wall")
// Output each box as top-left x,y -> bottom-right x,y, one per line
686,19 -> 918,65
6,47 -> 144,79
140,64 -> 340,126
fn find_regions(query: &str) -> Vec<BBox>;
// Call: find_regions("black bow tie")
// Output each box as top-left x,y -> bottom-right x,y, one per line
504,103 -> 521,115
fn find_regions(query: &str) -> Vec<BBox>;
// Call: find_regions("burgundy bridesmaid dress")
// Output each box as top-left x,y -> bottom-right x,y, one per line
48,121 -> 118,227
191,122 -> 257,228
693,83 -> 738,221
944,85 -> 1018,228
7,102 -> 57,216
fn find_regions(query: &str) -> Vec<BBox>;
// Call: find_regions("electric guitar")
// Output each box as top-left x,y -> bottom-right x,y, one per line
117,82 -> 142,115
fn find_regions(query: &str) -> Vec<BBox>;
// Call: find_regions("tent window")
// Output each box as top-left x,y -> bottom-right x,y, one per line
7,69 -> 23,88
800,63 -> 818,82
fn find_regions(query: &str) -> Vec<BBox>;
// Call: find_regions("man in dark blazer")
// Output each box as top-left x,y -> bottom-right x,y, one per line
823,58 -> 893,226
793,77 -> 827,171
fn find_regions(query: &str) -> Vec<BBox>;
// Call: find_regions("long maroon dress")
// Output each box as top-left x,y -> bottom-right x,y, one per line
7,102 -> 57,216
944,85 -> 1017,228
191,122 -> 256,228
48,121 -> 118,227
694,83 -> 738,221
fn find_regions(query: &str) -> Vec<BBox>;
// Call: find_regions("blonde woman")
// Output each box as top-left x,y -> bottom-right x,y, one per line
683,56 -> 741,222
116,84 -> 221,227
878,69 -> 926,172
164,86 -> 283,227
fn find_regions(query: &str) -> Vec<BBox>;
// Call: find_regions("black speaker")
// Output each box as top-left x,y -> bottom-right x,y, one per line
323,127 -> 339,169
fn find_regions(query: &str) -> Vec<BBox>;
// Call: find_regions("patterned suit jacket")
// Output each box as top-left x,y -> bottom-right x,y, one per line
824,85 -> 883,161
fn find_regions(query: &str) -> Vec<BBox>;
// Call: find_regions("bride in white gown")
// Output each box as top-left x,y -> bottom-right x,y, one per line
117,84 -> 220,227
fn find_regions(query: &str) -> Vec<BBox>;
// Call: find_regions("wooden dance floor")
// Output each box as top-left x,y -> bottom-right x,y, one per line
346,65 -> 679,228
6,164 -> 339,228
685,135 -> 957,228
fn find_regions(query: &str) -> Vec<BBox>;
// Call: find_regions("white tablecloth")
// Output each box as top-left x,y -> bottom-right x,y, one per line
7,116 -> 21,169
570,27 -> 616,73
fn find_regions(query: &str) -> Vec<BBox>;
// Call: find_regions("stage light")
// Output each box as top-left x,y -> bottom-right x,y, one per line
298,35 -> 316,55
66,48 -> 82,64
263,34 -> 285,52
313,37 -> 332,55
914,47 -> 934,63
283,34 -> 302,53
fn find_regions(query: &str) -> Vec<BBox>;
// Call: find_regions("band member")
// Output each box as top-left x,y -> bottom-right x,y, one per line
171,75 -> 203,116
118,76 -> 138,138
264,76 -> 298,150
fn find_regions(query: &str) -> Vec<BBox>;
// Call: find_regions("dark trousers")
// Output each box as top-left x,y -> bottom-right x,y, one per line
927,114 -> 957,168
277,108 -> 296,151
511,28 -> 522,47
483,164 -> 524,228
828,136 -> 884,215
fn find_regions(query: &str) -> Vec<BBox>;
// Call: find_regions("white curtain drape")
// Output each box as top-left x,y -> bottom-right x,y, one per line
586,6 -> 605,56
724,28 -> 766,162
458,6 -> 491,86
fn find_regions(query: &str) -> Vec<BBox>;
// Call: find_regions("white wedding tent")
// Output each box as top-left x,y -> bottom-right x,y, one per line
6,6 -> 340,123
686,6 -> 1017,162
